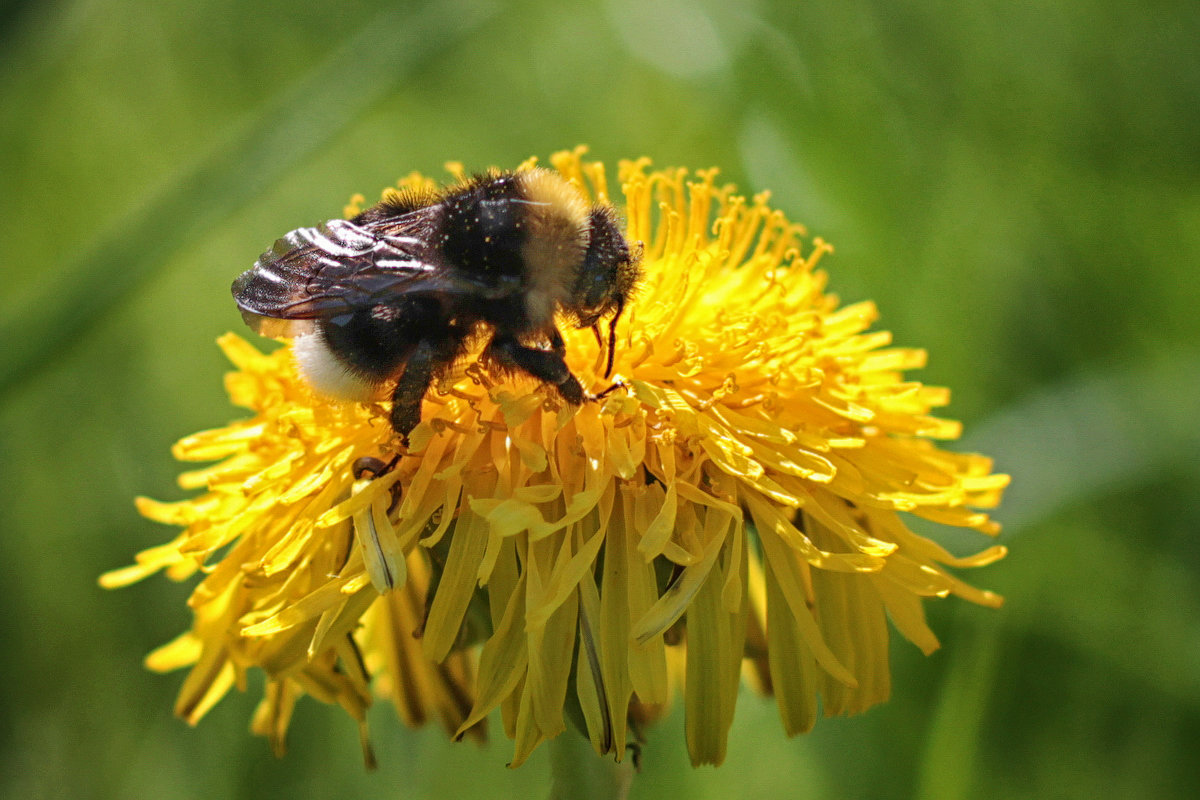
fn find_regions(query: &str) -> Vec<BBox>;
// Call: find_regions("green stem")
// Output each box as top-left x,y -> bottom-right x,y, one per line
547,733 -> 633,800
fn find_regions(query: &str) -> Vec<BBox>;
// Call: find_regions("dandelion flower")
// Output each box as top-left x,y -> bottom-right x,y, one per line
103,147 -> 1008,768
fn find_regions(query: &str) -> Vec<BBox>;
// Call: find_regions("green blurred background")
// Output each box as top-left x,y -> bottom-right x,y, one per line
2,0 -> 1198,797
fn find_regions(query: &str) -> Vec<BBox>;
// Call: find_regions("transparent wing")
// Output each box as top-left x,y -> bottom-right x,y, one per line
231,214 -> 465,328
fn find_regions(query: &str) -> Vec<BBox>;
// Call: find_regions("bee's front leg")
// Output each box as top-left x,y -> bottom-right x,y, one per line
487,332 -> 585,405
589,378 -> 628,401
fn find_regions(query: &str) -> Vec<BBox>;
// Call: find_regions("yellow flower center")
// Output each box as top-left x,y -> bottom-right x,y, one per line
103,146 -> 1007,768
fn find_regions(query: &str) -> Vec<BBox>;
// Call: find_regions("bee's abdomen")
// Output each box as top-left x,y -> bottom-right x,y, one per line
299,297 -> 460,400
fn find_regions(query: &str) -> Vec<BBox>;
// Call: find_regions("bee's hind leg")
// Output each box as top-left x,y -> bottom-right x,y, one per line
352,455 -> 404,513
353,456 -> 396,479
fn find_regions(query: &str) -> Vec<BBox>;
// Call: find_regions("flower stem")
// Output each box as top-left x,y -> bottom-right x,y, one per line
547,733 -> 633,800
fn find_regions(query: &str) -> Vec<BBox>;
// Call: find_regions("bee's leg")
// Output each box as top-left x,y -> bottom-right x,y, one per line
352,456 -> 403,511
390,339 -> 443,443
547,326 -> 568,358
353,455 -> 398,479
546,328 -> 626,401
590,379 -> 628,401
487,332 -> 585,405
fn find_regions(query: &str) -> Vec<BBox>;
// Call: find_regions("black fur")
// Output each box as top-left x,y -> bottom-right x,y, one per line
439,173 -> 528,282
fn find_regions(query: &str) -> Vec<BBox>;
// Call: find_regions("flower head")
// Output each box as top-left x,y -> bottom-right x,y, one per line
104,147 -> 1007,767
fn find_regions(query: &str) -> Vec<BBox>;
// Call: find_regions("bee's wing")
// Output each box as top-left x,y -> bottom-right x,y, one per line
232,216 -> 499,336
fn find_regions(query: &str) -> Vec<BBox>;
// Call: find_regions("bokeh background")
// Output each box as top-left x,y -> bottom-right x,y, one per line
2,0 -> 1198,797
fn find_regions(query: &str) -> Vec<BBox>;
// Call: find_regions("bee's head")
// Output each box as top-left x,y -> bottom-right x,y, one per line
568,206 -> 643,377
570,207 -> 642,325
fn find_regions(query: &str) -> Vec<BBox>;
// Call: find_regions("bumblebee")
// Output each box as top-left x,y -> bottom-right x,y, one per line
232,168 -> 641,442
